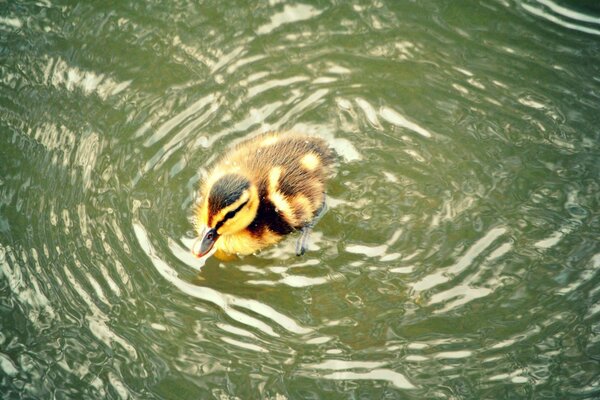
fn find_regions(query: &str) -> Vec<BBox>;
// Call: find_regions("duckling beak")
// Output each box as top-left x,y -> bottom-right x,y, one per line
192,227 -> 219,258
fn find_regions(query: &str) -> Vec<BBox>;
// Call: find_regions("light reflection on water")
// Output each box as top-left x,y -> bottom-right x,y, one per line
1,0 -> 600,398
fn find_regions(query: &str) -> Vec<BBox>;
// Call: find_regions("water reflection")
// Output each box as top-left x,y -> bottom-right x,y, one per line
1,0 -> 600,397
134,221 -> 315,336
522,0 -> 600,36
257,4 -> 323,35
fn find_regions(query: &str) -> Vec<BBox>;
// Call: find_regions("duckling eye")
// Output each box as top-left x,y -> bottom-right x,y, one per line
214,199 -> 249,231
222,209 -> 238,222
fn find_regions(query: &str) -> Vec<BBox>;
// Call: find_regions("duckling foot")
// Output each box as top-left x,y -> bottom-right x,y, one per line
296,199 -> 328,256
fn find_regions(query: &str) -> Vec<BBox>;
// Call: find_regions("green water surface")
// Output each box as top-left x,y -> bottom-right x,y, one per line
1,0 -> 599,399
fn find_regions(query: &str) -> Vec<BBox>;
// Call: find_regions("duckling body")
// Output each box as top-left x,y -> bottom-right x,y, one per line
192,132 -> 334,260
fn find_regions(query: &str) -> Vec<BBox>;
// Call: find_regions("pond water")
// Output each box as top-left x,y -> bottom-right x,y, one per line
1,0 -> 600,398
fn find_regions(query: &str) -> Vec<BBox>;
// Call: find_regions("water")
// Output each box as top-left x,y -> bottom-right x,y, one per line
1,0 -> 600,398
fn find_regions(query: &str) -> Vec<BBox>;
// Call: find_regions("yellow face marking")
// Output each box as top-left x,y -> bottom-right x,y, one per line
196,168 -> 229,231
213,185 -> 259,236
300,153 -> 320,171
212,190 -> 250,228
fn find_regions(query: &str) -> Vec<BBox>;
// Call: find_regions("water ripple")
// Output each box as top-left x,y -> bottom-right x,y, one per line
522,0 -> 600,35
257,4 -> 323,35
2,0 -> 600,397
412,226 -> 507,292
133,221 -> 314,337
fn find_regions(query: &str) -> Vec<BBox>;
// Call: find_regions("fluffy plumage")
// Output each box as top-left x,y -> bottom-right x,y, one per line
192,131 -> 334,260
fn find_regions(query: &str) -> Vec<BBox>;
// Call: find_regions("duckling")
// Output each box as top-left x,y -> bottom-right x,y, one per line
192,131 -> 334,260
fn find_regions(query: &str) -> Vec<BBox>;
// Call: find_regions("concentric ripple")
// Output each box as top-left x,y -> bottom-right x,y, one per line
1,0 -> 599,398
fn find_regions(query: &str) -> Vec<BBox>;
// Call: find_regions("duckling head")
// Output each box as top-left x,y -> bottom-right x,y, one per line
192,173 -> 259,258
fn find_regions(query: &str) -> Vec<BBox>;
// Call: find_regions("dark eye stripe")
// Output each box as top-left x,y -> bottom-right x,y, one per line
214,199 -> 249,231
